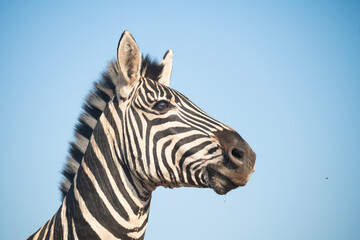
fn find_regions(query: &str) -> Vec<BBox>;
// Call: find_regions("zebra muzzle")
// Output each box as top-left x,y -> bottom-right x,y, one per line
213,129 -> 256,169
205,129 -> 256,194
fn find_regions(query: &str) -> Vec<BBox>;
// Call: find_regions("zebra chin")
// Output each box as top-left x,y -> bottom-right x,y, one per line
203,161 -> 255,195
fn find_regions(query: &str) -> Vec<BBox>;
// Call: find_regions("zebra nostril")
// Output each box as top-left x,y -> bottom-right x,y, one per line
231,148 -> 243,160
229,147 -> 245,165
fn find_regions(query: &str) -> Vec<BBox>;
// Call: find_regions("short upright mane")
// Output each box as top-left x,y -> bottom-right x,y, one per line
60,55 -> 164,198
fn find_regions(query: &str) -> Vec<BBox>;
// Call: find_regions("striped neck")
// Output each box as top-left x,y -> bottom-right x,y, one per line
62,101 -> 153,239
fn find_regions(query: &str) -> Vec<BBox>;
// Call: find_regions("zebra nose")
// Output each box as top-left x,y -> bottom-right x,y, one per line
213,129 -> 256,169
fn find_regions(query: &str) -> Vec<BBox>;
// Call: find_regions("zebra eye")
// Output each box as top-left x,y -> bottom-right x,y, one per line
153,100 -> 170,112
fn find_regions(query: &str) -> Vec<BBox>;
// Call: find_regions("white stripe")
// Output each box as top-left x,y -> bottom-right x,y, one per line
60,197 -> 68,240
49,217 -> 54,240
88,94 -> 107,110
81,113 -> 97,129
65,157 -> 80,174
72,218 -> 79,240
74,133 -> 89,153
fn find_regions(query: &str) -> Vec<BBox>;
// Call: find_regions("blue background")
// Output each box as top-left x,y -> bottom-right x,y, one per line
1,1 -> 359,239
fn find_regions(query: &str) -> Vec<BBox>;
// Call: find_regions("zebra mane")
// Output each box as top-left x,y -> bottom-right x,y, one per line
60,55 -> 164,198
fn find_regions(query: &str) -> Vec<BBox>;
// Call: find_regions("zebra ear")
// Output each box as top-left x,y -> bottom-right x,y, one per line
116,30 -> 142,99
158,49 -> 173,86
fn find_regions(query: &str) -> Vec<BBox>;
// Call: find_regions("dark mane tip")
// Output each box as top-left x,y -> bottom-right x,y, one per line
140,54 -> 164,81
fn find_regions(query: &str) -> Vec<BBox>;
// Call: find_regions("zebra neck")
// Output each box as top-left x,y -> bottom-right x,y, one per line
63,108 -> 153,239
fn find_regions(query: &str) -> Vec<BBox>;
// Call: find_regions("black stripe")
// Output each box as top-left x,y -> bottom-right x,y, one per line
101,71 -> 116,90
94,88 -> 111,103
161,139 -> 177,184
149,114 -> 183,126
162,86 -> 173,100
144,79 -> 157,97
61,168 -> 75,185
194,169 -> 204,187
157,83 -> 165,98
53,209 -> 63,240
127,110 -> 146,176
131,107 -> 143,139
69,143 -> 83,162
65,205 -> 74,240
76,118 -> 93,139
109,103 -> 127,163
152,136 -> 166,182
144,115 -> 157,185
84,103 -> 102,120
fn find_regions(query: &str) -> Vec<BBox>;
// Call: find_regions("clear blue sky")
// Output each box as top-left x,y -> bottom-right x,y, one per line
1,1 -> 359,239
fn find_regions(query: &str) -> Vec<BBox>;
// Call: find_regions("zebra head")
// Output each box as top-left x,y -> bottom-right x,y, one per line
110,31 -> 256,195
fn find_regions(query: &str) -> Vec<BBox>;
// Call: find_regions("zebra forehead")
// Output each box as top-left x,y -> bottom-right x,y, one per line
140,78 -> 173,98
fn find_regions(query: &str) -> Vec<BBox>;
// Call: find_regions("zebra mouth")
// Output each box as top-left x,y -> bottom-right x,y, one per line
204,166 -> 238,195
203,162 -> 254,195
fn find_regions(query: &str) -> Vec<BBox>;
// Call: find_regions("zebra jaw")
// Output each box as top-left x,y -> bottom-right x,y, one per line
203,158 -> 255,195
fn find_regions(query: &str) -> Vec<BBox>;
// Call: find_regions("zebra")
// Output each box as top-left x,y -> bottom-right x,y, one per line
27,30 -> 256,240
